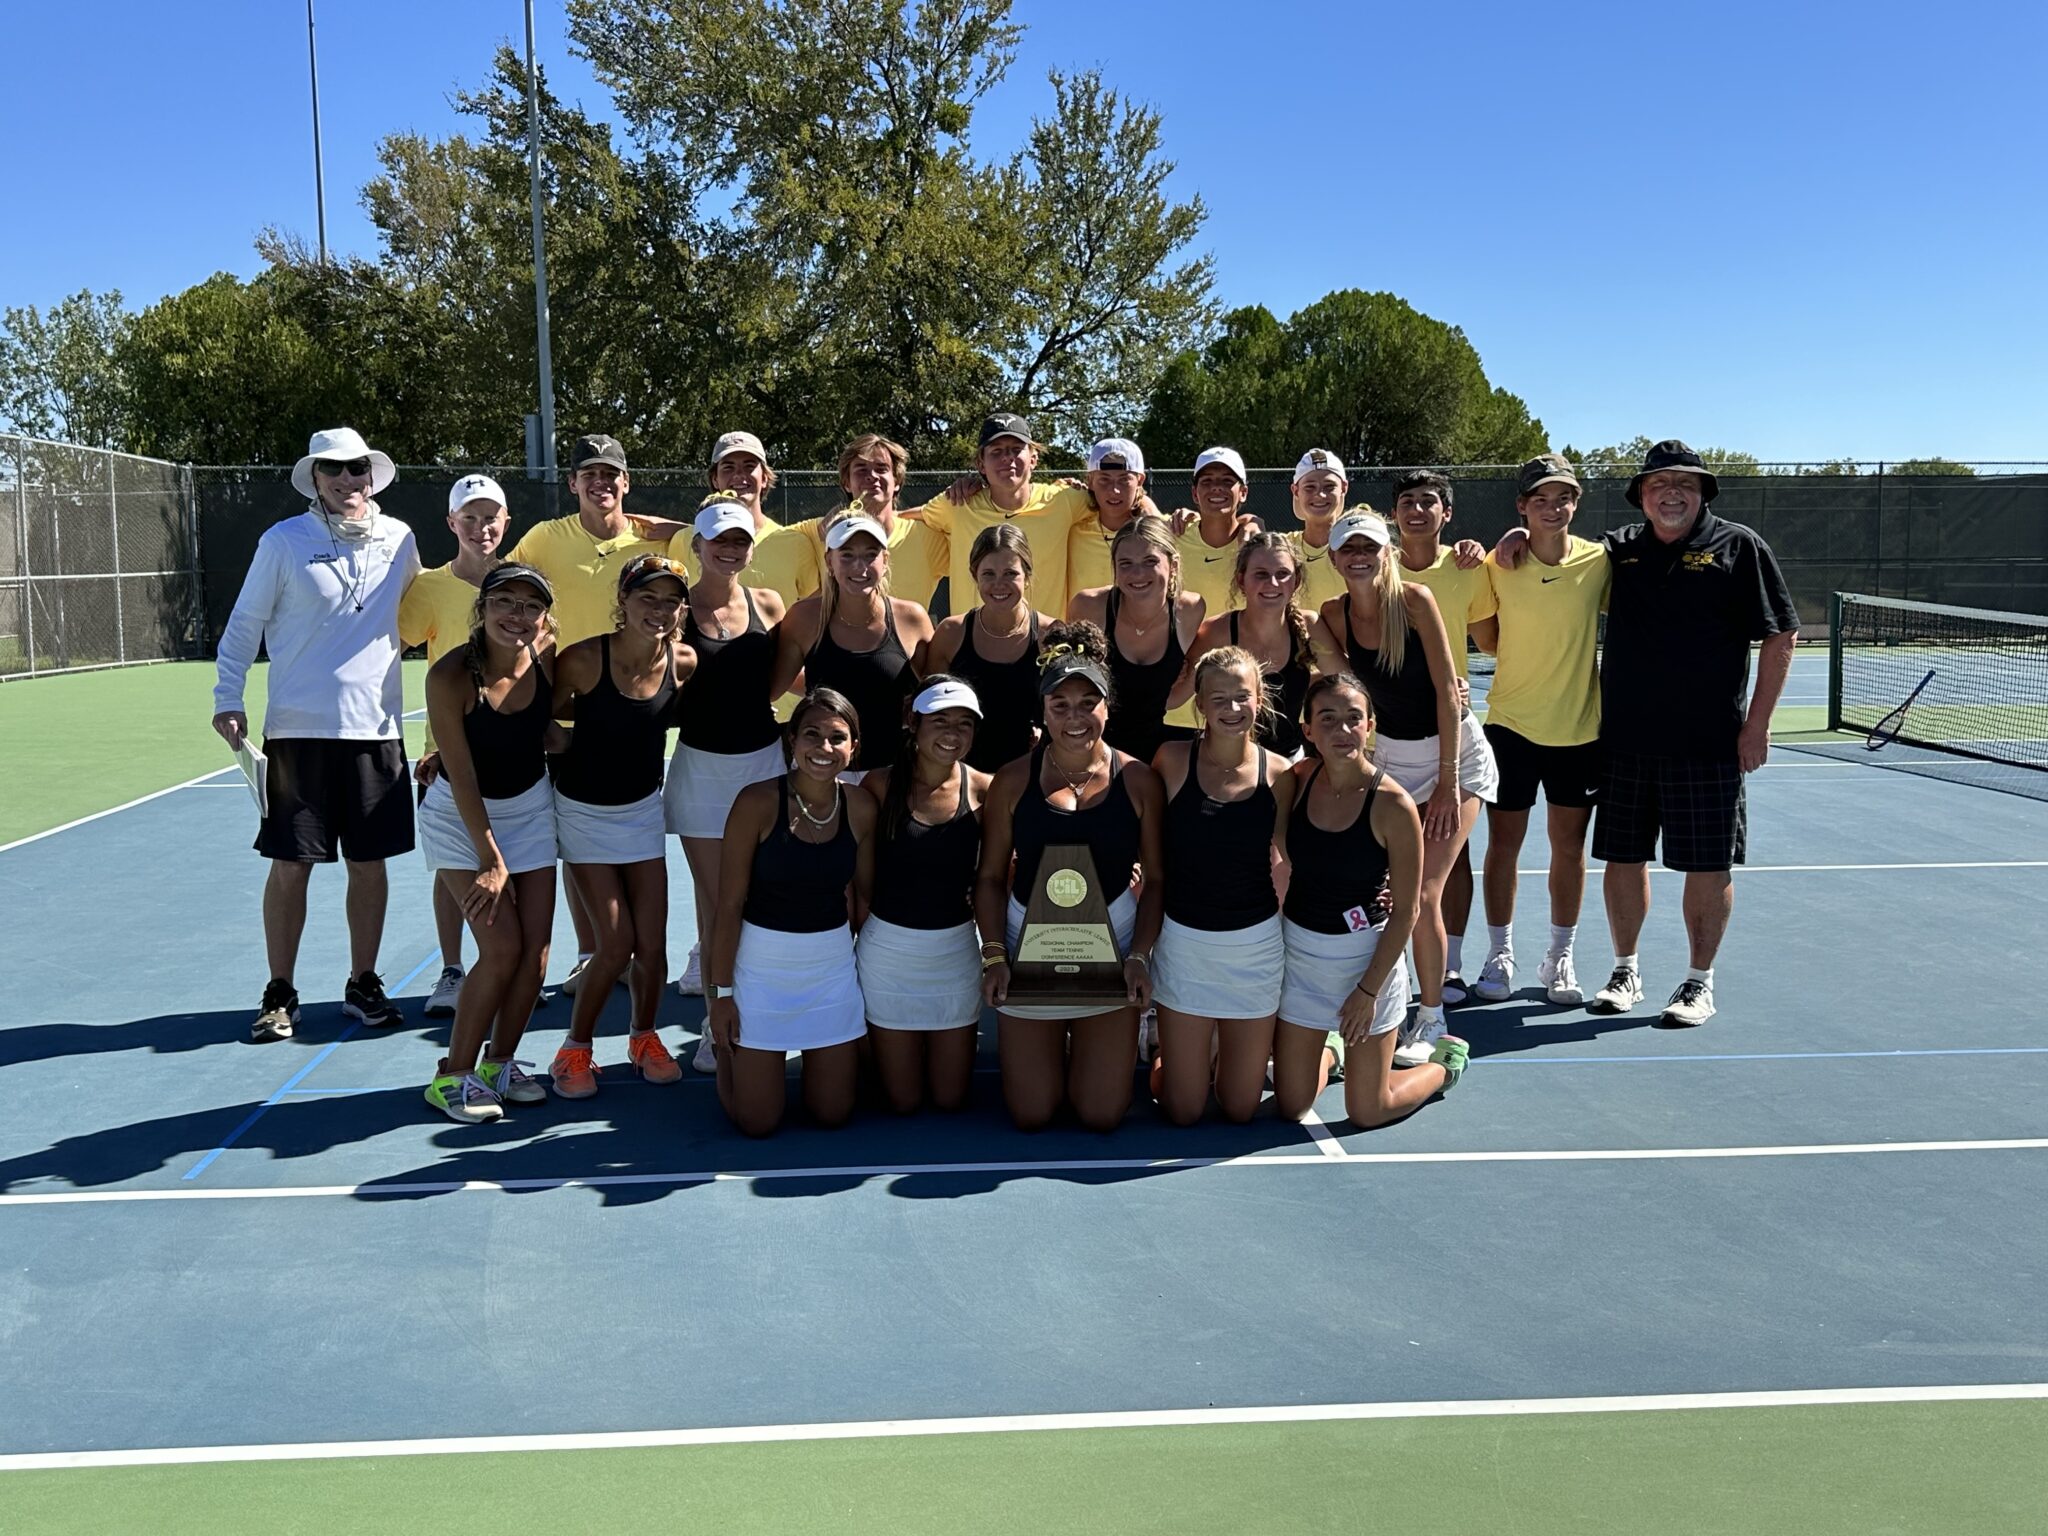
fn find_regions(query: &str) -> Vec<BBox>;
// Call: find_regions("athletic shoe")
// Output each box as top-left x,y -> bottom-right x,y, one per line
343,971 -> 404,1028
691,1027 -> 717,1075
1325,1031 -> 1346,1083
1428,1034 -> 1470,1090
1394,1011 -> 1447,1068
675,944 -> 703,996
424,1066 -> 505,1124
1657,979 -> 1717,1029
424,966 -> 465,1018
1539,951 -> 1584,1006
550,1043 -> 599,1099
1473,947 -> 1516,1001
627,1030 -> 683,1084
1441,970 -> 1469,1006
1138,1007 -> 1159,1066
560,956 -> 590,996
251,978 -> 300,1043
477,1057 -> 549,1105
1590,966 -> 1644,1014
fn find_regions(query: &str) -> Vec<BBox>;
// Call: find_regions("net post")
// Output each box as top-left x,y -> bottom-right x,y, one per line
109,447 -> 126,665
1827,592 -> 1843,731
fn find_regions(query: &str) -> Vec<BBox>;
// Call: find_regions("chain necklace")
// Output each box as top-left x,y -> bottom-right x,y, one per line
790,778 -> 841,833
1047,744 -> 1105,803
975,603 -> 1028,643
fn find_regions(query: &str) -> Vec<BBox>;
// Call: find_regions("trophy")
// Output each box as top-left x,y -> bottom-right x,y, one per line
1006,843 -> 1129,1006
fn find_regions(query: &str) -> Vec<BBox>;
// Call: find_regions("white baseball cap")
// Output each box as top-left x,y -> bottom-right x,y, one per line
711,430 -> 769,467
912,678 -> 983,718
825,512 -> 890,551
1193,446 -> 1247,484
448,472 -> 507,514
693,498 -> 756,542
1329,509 -> 1392,549
1087,438 -> 1147,476
291,427 -> 397,499
1293,449 -> 1348,485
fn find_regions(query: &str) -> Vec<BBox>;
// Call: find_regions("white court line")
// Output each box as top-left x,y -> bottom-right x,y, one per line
1517,860 -> 2048,875
5,1382 -> 2044,1471
6,1136 -> 2046,1208
1298,1108 -> 1349,1160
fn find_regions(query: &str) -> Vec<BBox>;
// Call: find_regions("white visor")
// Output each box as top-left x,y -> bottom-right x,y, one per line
913,679 -> 983,718
825,513 -> 889,551
694,501 -> 756,542
1329,511 -> 1391,549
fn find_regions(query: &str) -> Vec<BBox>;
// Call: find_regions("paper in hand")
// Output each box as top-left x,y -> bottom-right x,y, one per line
233,740 -> 269,818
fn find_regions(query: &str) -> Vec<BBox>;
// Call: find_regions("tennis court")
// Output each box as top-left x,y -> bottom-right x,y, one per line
2,650 -> 2045,1533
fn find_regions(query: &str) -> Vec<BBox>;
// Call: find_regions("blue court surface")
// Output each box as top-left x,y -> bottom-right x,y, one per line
4,666 -> 2047,1530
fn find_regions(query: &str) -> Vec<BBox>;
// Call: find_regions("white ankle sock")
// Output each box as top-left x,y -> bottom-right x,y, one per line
1416,1003 -> 1445,1026
1487,923 -> 1512,952
1686,966 -> 1714,987
1548,924 -> 1576,956
1615,952 -> 1639,975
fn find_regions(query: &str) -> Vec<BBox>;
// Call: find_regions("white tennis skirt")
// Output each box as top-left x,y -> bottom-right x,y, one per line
733,921 -> 868,1053
856,916 -> 983,1031
664,740 -> 785,840
554,787 -> 666,865
1151,912 -> 1284,1020
1278,918 -> 1410,1037
1373,709 -> 1499,803
1000,889 -> 1138,1021
418,774 -> 557,875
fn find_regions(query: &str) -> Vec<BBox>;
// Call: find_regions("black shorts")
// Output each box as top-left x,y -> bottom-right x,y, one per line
1484,724 -> 1602,814
255,738 -> 415,863
1591,750 -> 1746,873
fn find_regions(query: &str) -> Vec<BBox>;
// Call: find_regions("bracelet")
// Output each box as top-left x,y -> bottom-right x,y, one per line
980,940 -> 1007,956
981,952 -> 1007,970
1127,951 -> 1152,968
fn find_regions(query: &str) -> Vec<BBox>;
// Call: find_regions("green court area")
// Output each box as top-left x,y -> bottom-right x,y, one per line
8,1400 -> 2042,1536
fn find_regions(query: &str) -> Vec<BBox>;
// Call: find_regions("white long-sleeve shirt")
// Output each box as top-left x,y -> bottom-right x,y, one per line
213,509 -> 422,740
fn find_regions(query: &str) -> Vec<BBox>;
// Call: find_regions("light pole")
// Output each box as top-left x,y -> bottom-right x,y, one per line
526,0 -> 557,482
307,0 -> 328,263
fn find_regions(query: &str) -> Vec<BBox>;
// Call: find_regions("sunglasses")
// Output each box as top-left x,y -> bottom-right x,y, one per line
314,457 -> 373,477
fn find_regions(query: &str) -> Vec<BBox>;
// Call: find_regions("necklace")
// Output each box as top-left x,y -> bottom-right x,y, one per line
1048,745 -> 1104,800
975,605 -> 1028,643
321,521 -> 371,613
691,589 -> 736,640
790,778 -> 841,832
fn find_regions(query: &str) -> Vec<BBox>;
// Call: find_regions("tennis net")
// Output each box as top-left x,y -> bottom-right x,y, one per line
1829,592 -> 2048,776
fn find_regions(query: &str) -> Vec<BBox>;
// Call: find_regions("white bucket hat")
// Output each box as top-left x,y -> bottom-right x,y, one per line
292,427 -> 397,500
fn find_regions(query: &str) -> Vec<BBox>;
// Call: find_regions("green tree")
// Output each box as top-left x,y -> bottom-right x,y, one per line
1139,290 -> 1545,467
0,290 -> 133,448
1564,437 -> 1763,478
1888,457 -> 1976,477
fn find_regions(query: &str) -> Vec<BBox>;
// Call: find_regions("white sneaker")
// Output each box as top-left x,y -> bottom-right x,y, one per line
1657,978 -> 1717,1029
1441,970 -> 1469,1006
561,956 -> 589,996
1538,951 -> 1583,1006
675,944 -> 704,997
691,1027 -> 717,1075
424,965 -> 464,1018
1137,1007 -> 1159,1066
1393,1011 -> 1446,1068
1591,966 -> 1644,1013
1474,947 -> 1516,1001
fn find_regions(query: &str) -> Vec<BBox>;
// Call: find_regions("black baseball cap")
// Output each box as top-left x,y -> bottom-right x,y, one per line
978,412 -> 1032,450
570,434 -> 629,473
1517,453 -> 1581,496
1626,439 -> 1719,507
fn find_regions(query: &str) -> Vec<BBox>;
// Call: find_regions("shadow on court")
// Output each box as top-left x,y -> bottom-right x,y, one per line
0,1000 -> 480,1070
1452,997 -> 1660,1058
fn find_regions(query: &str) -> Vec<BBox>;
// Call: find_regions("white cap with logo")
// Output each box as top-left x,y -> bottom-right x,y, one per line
1329,509 -> 1392,549
448,473 -> 507,514
1293,448 -> 1347,485
711,430 -> 769,467
1193,446 -> 1247,484
1087,437 -> 1147,476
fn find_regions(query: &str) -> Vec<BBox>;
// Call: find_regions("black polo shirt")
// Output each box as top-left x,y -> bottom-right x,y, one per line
1599,510 -> 1800,758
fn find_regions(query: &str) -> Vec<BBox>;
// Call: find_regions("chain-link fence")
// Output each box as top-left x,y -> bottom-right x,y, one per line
190,462 -> 2048,638
1,436 -> 205,679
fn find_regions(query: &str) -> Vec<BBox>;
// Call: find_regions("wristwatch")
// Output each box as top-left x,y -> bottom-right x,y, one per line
710,984 -> 735,1001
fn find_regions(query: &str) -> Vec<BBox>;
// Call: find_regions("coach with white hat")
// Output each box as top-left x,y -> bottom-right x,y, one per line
213,426 -> 421,1043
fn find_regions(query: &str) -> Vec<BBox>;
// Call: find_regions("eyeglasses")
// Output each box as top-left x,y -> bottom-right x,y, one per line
484,594 -> 549,619
314,457 -> 373,477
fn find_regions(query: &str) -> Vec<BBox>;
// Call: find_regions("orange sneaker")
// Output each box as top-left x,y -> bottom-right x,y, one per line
627,1030 -> 683,1085
550,1043 -> 599,1099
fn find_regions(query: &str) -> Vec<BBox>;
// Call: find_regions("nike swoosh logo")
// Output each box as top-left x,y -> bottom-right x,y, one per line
1205,555 -> 1229,563
1541,575 -> 1562,583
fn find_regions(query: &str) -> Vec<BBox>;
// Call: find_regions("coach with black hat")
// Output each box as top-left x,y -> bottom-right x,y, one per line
1581,439 -> 1799,1028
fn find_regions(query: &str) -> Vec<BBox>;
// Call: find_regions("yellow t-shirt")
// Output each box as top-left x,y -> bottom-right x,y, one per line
1297,539 -> 1347,614
670,518 -> 821,605
398,564 -> 482,751
1175,520 -> 1244,617
1067,515 -> 1117,601
507,516 -> 668,647
1481,536 -> 1610,747
1400,547 -> 1498,682
916,483 -> 1093,620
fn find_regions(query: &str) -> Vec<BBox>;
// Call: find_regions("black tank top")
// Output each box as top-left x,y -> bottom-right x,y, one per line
1282,762 -> 1391,935
463,650 -> 553,800
742,778 -> 858,932
806,601 -> 918,769
1163,747 -> 1278,931
869,763 -> 980,930
555,635 -> 680,805
1229,612 -> 1310,758
1104,588 -> 1186,764
1010,745 -> 1142,903
1345,598 -> 1438,742
950,609 -> 1040,772
679,587 -> 778,754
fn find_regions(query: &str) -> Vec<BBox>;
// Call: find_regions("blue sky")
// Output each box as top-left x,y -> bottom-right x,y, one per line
4,0 -> 2043,462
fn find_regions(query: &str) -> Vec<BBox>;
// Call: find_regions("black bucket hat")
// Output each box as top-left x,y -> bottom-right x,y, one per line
1626,440 -> 1719,508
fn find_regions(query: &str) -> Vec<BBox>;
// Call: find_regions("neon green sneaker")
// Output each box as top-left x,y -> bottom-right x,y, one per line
477,1057 -> 549,1105
1428,1035 -> 1469,1090
424,1066 -> 505,1124
1324,1031 -> 1346,1083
